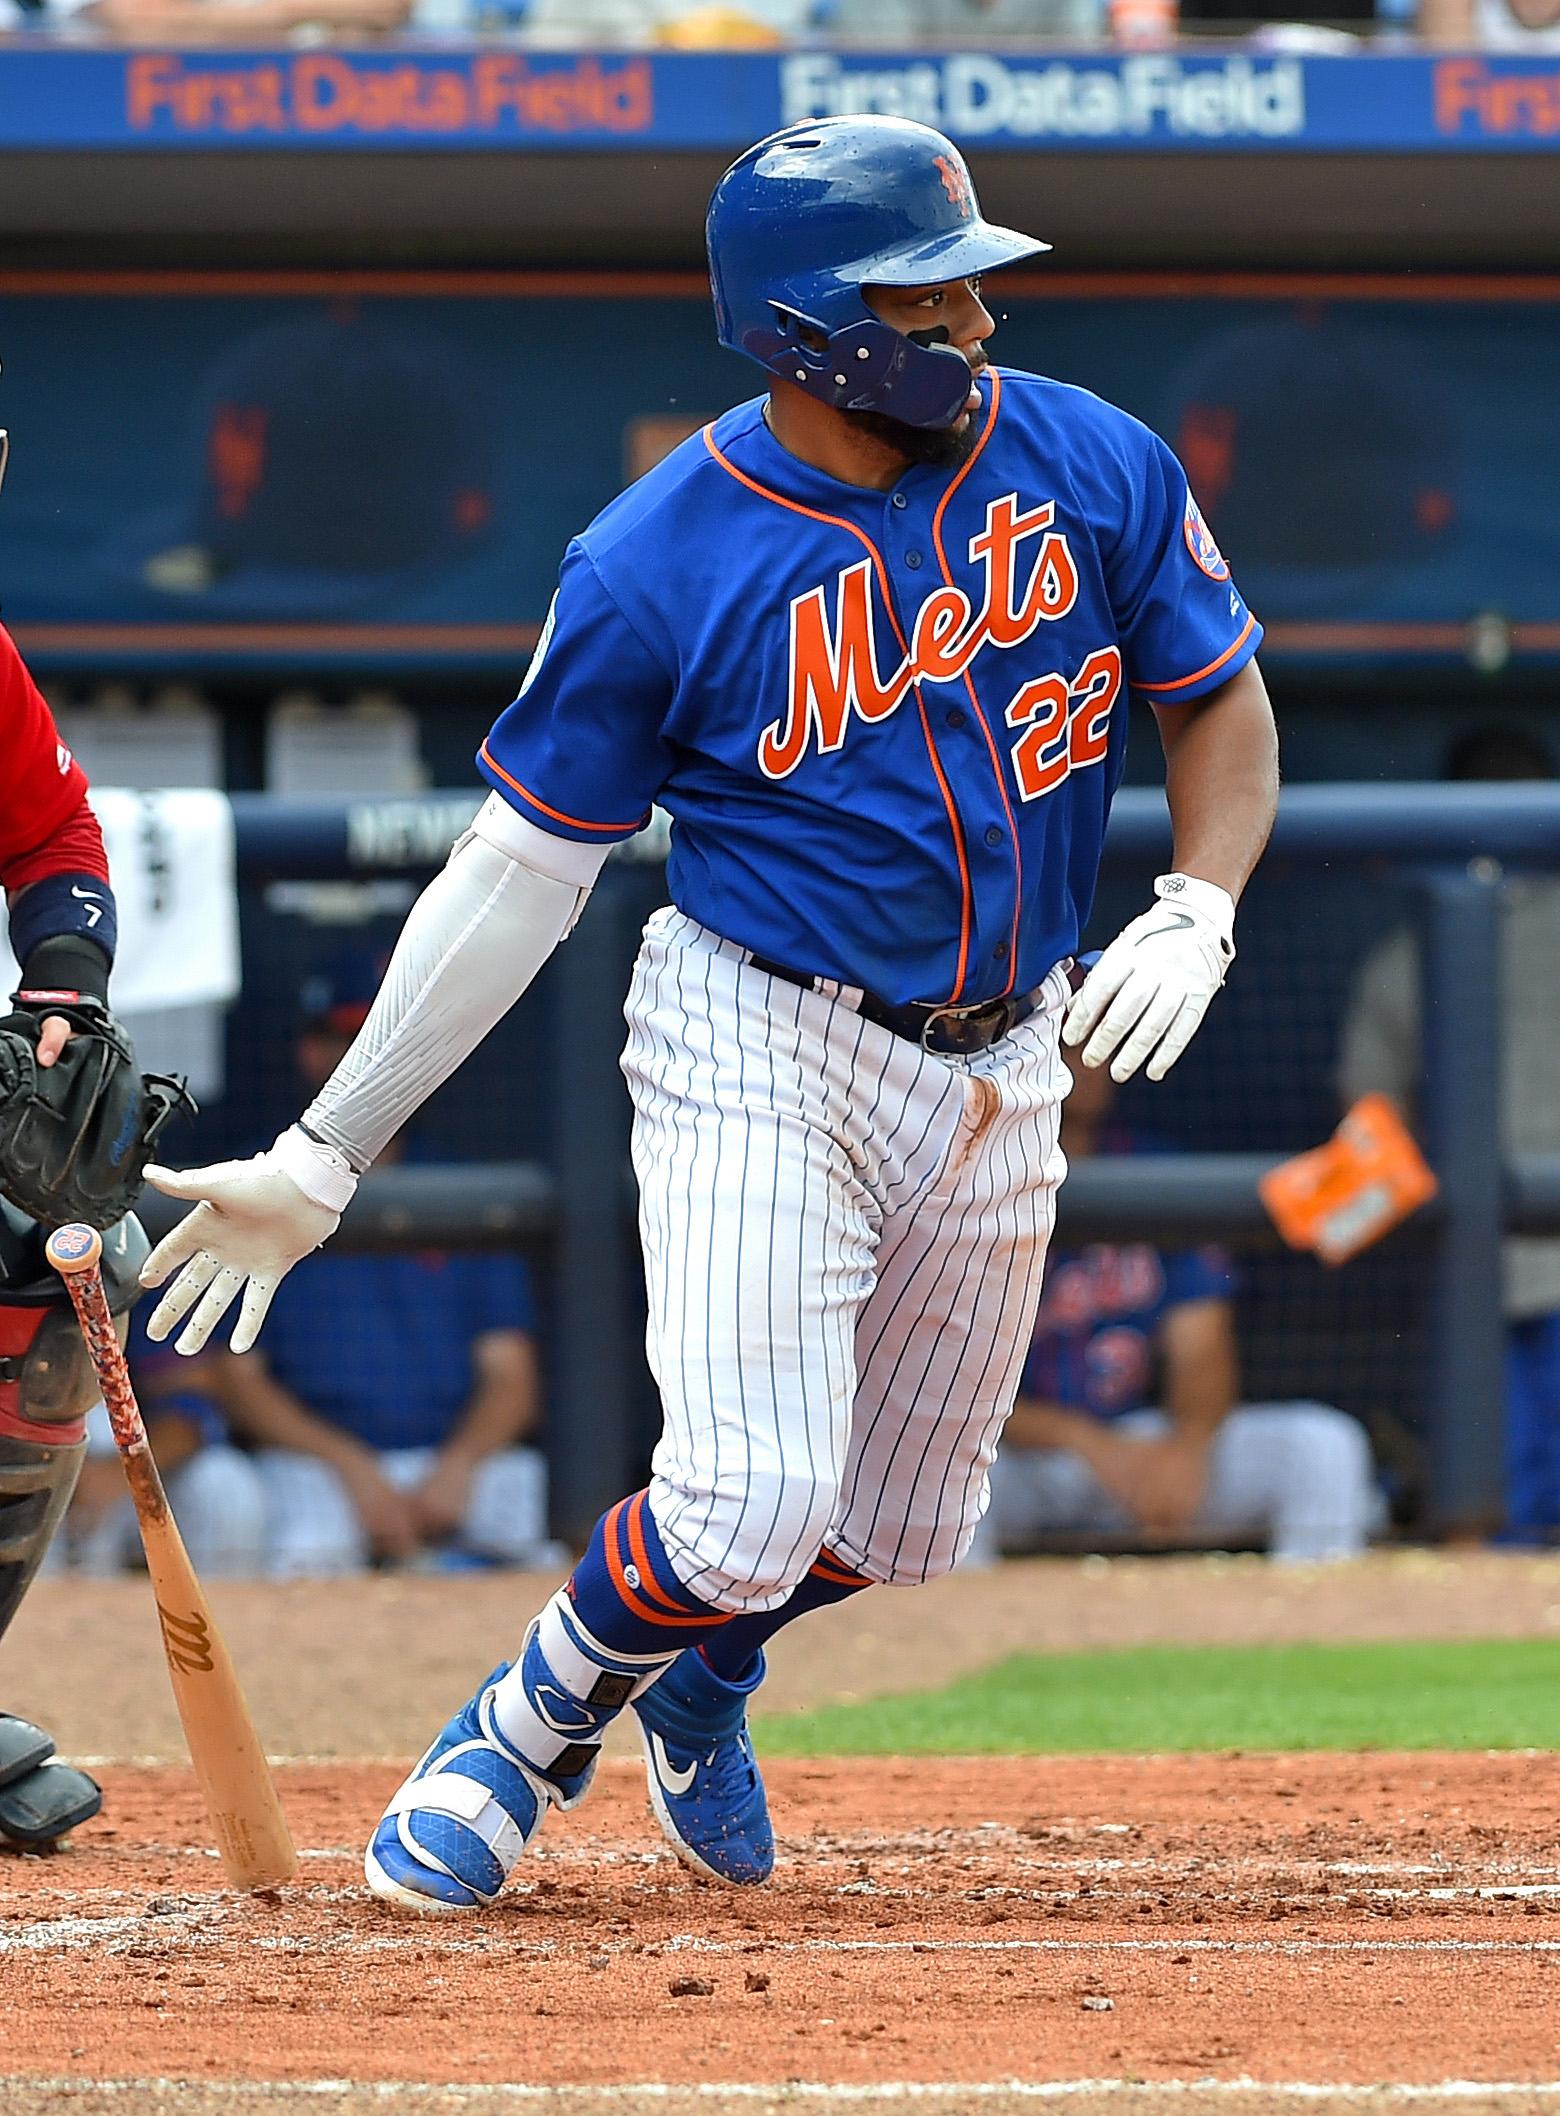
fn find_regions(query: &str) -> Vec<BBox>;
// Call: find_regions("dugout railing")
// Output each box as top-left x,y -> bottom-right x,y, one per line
134,783 -> 1560,1540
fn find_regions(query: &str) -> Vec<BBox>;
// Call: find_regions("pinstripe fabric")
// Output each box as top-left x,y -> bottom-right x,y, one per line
621,909 -> 1069,1613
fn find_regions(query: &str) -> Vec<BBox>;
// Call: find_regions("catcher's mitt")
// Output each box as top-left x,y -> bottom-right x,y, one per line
0,997 -> 196,1230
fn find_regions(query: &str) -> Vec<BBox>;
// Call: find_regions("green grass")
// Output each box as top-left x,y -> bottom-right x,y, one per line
754,1637 -> 1560,1754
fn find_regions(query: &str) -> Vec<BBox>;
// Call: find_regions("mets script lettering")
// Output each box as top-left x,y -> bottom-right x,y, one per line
157,1601 -> 216,1675
760,492 -> 1082,780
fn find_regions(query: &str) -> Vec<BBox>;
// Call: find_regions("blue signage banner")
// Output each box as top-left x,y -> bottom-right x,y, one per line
0,46 -> 1556,153
0,285 -> 1555,668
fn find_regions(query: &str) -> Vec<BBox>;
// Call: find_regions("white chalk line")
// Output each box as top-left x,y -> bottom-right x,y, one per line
11,2078 -> 1560,2104
5,1914 -> 1560,1961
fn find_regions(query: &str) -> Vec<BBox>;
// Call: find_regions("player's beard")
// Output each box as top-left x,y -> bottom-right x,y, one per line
846,401 -> 982,472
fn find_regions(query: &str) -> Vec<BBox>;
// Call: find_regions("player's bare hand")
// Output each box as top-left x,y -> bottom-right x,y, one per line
300,0 -> 412,30
1091,1431 -> 1211,1535
139,1128 -> 355,1356
340,1459 -> 423,1564
34,1015 -> 72,1068
409,1451 -> 476,1542
1063,873 -> 1235,1084
67,1453 -> 126,1537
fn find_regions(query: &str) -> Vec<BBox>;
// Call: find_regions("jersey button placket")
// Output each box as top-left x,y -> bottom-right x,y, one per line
883,487 -> 975,1005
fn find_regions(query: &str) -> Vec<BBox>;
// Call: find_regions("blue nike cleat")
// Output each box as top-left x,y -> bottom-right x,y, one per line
364,1649 -> 597,1914
632,1647 -> 774,1887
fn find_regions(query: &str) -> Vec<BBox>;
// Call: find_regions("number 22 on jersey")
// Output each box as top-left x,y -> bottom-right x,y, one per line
1005,646 -> 1121,803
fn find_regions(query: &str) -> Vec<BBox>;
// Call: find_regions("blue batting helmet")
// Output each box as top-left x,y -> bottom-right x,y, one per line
707,117 -> 1050,432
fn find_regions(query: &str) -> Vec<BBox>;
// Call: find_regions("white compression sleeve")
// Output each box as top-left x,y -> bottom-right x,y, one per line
300,817 -> 606,1172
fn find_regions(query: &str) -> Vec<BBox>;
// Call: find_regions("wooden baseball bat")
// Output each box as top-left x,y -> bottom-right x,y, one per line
46,1223 -> 297,1892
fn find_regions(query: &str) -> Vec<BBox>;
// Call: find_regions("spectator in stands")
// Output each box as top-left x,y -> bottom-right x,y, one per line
1338,723 -> 1560,1543
192,956 -> 561,1576
58,1313 -> 265,1578
1420,0 -> 1560,50
519,0 -> 815,37
822,0 -> 1104,36
71,0 -> 411,44
981,1053 -> 1379,1562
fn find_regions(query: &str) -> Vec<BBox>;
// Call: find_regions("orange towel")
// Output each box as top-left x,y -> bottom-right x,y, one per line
1259,1094 -> 1439,1265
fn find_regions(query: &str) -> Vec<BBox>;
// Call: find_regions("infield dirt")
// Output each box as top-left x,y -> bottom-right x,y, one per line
3,1553 -> 1560,2115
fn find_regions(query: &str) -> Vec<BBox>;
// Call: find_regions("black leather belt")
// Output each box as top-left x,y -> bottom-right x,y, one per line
747,952 -> 1061,1056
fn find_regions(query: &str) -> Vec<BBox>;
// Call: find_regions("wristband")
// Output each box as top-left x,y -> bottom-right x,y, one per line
17,932 -> 112,1006
1153,872 -> 1236,954
7,870 -> 117,968
271,1124 -> 358,1216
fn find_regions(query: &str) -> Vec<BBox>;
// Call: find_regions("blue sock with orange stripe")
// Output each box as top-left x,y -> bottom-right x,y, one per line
567,1489 -> 731,1654
698,1547 -> 873,1685
487,1491 -> 730,1783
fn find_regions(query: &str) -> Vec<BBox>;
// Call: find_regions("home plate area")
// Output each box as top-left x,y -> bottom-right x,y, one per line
3,1752 -> 1560,2116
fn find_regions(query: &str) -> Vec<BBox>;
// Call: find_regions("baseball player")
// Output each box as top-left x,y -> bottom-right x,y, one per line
139,117 -> 1279,1906
0,466 -> 186,1844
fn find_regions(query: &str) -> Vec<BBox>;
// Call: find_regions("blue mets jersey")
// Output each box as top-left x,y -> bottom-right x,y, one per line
480,366 -> 1261,1009
1022,1241 -> 1237,1420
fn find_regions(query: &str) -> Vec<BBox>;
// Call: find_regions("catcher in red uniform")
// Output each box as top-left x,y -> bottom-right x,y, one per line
0,477 -> 192,1845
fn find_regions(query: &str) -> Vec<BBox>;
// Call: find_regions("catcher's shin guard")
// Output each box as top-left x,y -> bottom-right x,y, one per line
0,1426 -> 101,1847
0,1199 -> 145,1846
0,1422 -> 84,1651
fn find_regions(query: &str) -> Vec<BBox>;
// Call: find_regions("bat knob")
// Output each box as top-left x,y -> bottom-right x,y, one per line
46,1224 -> 104,1276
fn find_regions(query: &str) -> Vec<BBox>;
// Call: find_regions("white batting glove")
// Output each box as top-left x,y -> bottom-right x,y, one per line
1062,873 -> 1236,1084
138,1127 -> 357,1355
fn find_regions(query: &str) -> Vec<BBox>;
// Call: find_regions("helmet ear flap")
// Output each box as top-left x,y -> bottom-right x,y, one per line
770,303 -> 830,355
764,312 -> 976,432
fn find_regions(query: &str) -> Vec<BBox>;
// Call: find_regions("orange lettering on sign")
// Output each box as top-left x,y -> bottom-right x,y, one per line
127,55 -> 184,129
129,55 -> 288,133
293,54 -> 357,132
473,53 -> 525,127
128,50 -> 653,139
1435,57 -> 1560,136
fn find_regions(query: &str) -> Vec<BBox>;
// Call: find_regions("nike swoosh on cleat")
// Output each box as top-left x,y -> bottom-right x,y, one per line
1135,912 -> 1195,944
649,1731 -> 698,1796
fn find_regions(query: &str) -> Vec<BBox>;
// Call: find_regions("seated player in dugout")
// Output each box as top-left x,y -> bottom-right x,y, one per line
184,955 -> 559,1578
1337,723 -> 1560,1544
979,1052 -> 1381,1564
139,117 -> 1280,1906
56,1305 -> 266,1579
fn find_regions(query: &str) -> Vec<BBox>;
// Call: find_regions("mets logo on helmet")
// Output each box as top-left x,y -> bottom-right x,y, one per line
933,153 -> 974,217
1183,492 -> 1230,581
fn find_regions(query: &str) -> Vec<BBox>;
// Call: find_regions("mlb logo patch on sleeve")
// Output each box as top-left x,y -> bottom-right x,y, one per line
1183,492 -> 1231,581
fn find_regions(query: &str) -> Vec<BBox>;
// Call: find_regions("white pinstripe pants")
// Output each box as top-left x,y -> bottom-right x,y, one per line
621,908 -> 1070,1613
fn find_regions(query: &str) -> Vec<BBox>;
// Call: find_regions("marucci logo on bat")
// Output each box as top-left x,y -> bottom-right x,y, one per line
761,492 -> 1080,780
157,1601 -> 216,1675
